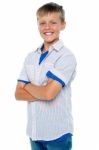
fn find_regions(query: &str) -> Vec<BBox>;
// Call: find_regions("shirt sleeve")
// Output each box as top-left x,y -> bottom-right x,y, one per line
46,54 -> 77,87
17,56 -> 30,84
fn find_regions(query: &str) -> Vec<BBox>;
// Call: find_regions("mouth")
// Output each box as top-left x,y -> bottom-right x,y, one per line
44,32 -> 53,36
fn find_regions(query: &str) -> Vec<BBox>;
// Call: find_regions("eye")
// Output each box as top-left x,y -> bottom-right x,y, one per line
51,21 -> 57,24
39,22 -> 45,26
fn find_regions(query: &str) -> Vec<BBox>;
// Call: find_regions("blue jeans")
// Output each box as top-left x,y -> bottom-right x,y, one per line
30,136 -> 72,150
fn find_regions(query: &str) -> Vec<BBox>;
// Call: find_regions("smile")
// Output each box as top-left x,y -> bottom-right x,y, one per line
44,32 -> 53,36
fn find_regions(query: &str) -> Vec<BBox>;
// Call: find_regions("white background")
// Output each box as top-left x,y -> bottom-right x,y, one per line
0,0 -> 99,149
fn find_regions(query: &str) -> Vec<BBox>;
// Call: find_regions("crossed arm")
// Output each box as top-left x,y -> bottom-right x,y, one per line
15,79 -> 62,101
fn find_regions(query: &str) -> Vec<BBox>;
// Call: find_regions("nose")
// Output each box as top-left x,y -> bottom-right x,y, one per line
45,23 -> 50,29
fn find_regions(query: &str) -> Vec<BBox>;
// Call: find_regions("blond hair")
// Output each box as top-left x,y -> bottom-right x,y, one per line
36,2 -> 65,22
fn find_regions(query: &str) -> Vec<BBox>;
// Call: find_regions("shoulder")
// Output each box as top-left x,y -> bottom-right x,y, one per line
58,45 -> 76,60
55,46 -> 77,68
23,50 -> 36,64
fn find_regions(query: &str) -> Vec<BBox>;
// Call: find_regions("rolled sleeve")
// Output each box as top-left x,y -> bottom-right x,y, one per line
46,70 -> 66,87
46,54 -> 77,87
18,57 -> 30,84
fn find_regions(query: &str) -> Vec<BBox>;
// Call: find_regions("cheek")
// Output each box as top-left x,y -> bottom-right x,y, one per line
38,26 -> 43,32
55,29 -> 61,34
38,29 -> 44,35
53,26 -> 61,32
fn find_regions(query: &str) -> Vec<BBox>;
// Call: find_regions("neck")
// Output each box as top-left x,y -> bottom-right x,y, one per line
43,38 -> 59,52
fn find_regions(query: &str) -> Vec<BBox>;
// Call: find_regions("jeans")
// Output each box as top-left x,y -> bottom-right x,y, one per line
30,135 -> 72,150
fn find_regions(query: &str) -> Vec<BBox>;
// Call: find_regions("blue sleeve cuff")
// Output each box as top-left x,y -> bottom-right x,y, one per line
17,79 -> 30,84
46,71 -> 65,87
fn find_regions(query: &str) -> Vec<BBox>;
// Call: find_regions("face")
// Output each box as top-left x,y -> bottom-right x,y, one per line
37,13 -> 66,48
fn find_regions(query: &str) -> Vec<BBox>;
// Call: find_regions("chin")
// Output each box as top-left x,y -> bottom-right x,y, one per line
45,38 -> 58,44
45,40 -> 55,44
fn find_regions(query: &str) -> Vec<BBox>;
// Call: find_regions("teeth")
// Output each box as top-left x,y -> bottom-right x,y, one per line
45,32 -> 52,35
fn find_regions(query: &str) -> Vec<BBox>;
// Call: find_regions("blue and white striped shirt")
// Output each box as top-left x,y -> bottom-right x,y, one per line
18,40 -> 77,141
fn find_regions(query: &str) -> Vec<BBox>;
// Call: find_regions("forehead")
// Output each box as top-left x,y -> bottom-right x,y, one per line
37,12 -> 61,21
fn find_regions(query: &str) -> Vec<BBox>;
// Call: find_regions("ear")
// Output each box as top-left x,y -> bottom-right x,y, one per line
61,21 -> 66,30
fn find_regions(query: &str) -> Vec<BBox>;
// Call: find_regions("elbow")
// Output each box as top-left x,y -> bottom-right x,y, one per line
15,91 -> 21,101
15,92 -> 19,100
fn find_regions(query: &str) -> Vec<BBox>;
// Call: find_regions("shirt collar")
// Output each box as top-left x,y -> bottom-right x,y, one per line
51,40 -> 64,52
36,44 -> 44,54
36,40 -> 64,54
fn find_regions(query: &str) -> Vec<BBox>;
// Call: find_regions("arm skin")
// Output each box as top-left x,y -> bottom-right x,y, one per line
15,79 -> 62,101
15,82 -> 36,101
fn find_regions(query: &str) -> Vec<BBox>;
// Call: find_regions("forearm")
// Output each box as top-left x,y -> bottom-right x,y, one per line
24,80 -> 61,101
15,87 -> 36,101
24,83 -> 48,100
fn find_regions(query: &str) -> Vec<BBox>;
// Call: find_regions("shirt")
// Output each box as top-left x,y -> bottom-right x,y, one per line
18,40 -> 77,141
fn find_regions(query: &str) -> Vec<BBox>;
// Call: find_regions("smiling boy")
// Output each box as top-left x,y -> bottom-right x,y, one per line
15,2 -> 77,150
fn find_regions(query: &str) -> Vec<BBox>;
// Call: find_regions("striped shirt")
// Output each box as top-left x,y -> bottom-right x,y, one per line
18,40 -> 77,141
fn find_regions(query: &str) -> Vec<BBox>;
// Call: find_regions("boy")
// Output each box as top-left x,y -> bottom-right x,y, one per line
15,2 -> 76,150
